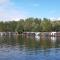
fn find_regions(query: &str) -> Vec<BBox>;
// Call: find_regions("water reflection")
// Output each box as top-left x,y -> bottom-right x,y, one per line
0,35 -> 60,60
51,37 -> 56,42
35,35 -> 40,41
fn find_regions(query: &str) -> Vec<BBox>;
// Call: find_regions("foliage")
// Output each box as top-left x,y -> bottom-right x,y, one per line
0,18 -> 60,33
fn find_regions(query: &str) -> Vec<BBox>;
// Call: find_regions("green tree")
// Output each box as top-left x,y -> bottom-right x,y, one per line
40,18 -> 52,32
16,19 -> 24,34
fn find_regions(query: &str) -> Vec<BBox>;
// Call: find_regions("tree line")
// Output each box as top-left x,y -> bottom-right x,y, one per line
0,18 -> 60,33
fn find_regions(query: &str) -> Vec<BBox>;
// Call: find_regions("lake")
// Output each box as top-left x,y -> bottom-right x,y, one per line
0,35 -> 60,60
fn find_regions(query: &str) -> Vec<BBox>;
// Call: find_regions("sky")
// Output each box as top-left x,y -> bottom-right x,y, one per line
0,0 -> 60,21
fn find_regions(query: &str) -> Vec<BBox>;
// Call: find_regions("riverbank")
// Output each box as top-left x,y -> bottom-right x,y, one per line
0,32 -> 60,37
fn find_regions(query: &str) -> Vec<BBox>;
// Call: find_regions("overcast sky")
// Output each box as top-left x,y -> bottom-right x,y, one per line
0,0 -> 60,21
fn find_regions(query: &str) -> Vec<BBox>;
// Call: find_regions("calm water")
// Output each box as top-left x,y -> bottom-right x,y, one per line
0,35 -> 60,60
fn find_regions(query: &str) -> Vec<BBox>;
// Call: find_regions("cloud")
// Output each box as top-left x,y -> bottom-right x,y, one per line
0,10 -> 26,21
0,8 -> 27,21
50,17 -> 56,20
49,17 -> 60,21
56,17 -> 60,20
0,0 -> 28,21
0,0 -> 10,5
